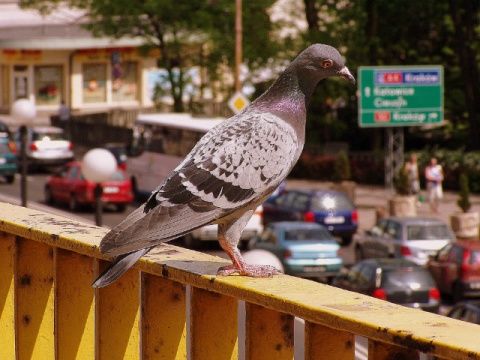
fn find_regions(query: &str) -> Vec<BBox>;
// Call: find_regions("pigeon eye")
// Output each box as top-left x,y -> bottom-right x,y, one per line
321,60 -> 333,68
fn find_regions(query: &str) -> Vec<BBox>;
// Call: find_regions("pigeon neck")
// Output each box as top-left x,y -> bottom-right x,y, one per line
254,66 -> 323,126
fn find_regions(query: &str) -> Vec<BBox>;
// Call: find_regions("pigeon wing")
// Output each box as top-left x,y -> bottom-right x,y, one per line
99,111 -> 298,256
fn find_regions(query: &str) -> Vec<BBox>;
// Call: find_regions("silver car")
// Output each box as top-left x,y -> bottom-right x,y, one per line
18,126 -> 74,169
354,216 -> 455,266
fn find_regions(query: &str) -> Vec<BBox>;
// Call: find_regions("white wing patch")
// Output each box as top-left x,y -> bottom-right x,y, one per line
174,111 -> 299,209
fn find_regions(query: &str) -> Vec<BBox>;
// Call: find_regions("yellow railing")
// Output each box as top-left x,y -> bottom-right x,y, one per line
0,201 -> 479,359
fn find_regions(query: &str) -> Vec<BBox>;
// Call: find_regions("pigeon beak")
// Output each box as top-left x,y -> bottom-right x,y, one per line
338,66 -> 356,84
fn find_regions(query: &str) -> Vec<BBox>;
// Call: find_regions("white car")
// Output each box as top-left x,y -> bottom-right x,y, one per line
183,206 -> 264,248
17,126 -> 74,170
354,216 -> 455,266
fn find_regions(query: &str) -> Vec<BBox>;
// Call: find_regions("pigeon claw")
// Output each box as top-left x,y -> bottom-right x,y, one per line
217,264 -> 282,277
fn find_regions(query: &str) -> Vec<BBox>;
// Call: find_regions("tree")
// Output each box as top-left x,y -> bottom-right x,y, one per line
447,0 -> 480,149
21,0 -> 278,112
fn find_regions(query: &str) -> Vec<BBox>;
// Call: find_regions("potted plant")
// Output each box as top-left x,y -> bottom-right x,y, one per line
331,150 -> 356,202
450,173 -> 479,239
389,167 -> 417,216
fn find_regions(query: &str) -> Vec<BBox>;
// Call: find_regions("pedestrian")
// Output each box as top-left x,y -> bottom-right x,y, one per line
425,157 -> 444,214
58,100 -> 71,140
405,154 -> 420,195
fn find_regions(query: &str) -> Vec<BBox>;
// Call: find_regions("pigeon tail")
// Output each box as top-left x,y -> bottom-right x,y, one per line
92,248 -> 151,288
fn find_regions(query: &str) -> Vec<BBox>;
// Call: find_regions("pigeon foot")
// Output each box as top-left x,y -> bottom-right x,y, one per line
217,263 -> 281,277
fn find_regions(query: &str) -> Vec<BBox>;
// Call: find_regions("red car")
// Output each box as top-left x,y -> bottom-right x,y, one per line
44,161 -> 133,212
427,240 -> 480,302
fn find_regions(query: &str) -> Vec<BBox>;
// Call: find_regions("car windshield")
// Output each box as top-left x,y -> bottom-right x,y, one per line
470,250 -> 480,265
33,132 -> 64,141
406,224 -> 453,240
381,268 -> 435,289
310,193 -> 355,211
284,228 -> 333,241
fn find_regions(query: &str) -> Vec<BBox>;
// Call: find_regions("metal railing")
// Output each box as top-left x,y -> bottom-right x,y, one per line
0,202 -> 479,359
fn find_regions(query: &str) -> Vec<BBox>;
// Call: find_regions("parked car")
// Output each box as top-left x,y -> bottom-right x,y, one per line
427,241 -> 480,302
183,206 -> 263,249
44,161 -> 133,212
262,189 -> 358,246
15,126 -> 74,170
332,258 -> 440,313
103,142 -> 128,170
248,221 -> 343,281
446,300 -> 480,324
354,217 -> 455,266
0,138 -> 18,184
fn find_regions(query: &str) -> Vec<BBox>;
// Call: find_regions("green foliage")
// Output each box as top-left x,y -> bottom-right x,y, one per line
333,150 -> 351,182
457,173 -> 472,213
394,167 -> 411,196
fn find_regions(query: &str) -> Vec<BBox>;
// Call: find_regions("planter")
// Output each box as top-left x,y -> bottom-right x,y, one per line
450,211 -> 479,239
331,181 -> 356,203
388,195 -> 417,217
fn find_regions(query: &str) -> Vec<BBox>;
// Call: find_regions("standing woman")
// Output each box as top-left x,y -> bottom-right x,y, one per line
405,154 -> 420,195
425,157 -> 444,214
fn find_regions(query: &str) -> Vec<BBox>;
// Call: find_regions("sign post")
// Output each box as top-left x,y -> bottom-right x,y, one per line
358,66 -> 443,128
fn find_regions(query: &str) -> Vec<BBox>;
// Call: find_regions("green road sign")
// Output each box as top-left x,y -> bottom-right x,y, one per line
358,66 -> 443,127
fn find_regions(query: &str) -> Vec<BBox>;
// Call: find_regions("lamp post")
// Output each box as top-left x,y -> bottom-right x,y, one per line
82,148 -> 117,227
11,99 -> 36,207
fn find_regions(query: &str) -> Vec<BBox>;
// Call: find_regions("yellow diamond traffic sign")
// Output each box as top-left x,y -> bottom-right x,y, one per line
228,91 -> 250,114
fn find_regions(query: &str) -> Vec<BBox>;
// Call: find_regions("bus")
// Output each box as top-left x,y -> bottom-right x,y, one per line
127,113 -> 225,197
126,112 -> 263,248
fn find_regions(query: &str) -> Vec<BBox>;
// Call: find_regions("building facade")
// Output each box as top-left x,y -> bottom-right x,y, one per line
0,1 -> 157,120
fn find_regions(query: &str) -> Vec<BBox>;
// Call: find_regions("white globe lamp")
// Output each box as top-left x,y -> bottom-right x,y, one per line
12,99 -> 37,208
242,249 -> 284,272
11,99 -> 36,124
82,148 -> 117,226
82,148 -> 117,183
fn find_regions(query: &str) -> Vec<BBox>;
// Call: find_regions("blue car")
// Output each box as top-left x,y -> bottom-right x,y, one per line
248,221 -> 343,281
0,138 -> 18,184
262,189 -> 358,246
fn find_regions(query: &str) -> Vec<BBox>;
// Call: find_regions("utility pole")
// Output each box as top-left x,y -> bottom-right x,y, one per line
235,0 -> 242,92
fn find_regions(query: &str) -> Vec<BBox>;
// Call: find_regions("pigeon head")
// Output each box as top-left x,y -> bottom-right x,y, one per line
294,44 -> 355,85
253,44 -> 355,120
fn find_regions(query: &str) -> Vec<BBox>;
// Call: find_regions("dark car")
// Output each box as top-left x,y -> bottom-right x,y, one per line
447,300 -> 480,324
44,161 -> 133,212
427,241 -> 480,302
0,138 -> 18,184
103,142 -> 128,170
262,189 -> 358,246
332,258 -> 440,313
248,221 -> 343,281
354,217 -> 455,266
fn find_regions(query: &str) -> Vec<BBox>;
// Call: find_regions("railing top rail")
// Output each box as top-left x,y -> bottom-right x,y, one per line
1,202 -> 479,359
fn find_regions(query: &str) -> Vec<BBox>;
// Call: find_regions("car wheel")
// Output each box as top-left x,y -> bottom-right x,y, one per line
5,175 -> 14,184
68,195 -> 79,212
116,204 -> 126,213
355,245 -> 364,262
44,186 -> 54,205
340,236 -> 353,247
183,233 -> 201,249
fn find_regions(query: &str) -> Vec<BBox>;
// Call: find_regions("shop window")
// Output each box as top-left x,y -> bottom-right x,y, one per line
34,65 -> 63,106
82,63 -> 107,103
112,61 -> 138,102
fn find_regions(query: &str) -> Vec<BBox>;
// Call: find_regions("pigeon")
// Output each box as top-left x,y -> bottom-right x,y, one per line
92,44 -> 355,288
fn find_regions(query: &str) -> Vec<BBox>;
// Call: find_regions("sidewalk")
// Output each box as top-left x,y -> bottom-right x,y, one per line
285,179 -> 480,232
